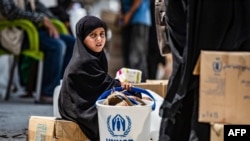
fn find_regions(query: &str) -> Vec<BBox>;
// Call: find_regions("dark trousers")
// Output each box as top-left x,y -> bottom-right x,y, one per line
121,24 -> 149,82
22,31 -> 75,97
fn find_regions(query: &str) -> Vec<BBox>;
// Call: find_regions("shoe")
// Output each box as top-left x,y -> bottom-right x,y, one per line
20,93 -> 33,98
35,96 -> 53,105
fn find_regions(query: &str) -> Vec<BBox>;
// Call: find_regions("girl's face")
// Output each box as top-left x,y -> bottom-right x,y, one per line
83,27 -> 106,53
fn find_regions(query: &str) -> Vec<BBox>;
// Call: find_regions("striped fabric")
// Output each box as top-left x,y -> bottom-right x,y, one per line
0,0 -> 55,24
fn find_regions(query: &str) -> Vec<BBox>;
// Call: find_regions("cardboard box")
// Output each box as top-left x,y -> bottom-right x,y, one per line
100,10 -> 120,33
196,51 -> 250,124
134,80 -> 168,97
28,116 -> 89,141
210,123 -> 224,141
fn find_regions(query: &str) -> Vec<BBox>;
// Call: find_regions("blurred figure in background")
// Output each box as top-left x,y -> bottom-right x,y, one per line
50,0 -> 87,37
119,0 -> 151,82
67,1 -> 87,37
0,0 -> 75,103
0,55 -> 12,100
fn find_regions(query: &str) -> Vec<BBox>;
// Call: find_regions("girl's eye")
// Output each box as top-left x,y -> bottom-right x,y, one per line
90,34 -> 97,38
89,32 -> 105,39
100,33 -> 105,38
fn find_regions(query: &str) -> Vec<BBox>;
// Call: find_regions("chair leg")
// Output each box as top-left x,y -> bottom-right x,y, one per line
34,60 -> 43,102
5,56 -> 18,101
25,59 -> 38,97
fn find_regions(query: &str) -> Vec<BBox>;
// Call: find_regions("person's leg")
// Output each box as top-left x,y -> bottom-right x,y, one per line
129,24 -> 149,82
59,34 -> 75,77
121,26 -> 131,67
39,31 -> 66,97
147,52 -> 159,79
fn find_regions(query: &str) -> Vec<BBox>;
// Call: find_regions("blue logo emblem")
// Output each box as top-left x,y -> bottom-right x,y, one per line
213,58 -> 222,73
107,114 -> 131,137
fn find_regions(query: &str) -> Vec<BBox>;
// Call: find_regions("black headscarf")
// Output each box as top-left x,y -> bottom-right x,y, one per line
58,16 -> 120,141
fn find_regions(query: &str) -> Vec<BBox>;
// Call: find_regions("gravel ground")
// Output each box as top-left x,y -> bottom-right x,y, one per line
0,95 -> 53,141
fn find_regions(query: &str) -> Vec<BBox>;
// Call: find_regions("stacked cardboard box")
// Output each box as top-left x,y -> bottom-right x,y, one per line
28,116 -> 89,141
194,51 -> 250,141
100,10 -> 120,33
134,79 -> 168,98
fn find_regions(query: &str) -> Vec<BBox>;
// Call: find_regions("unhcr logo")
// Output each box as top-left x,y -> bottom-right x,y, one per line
106,114 -> 133,141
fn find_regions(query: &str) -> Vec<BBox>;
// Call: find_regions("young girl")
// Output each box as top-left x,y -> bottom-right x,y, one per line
58,16 -> 132,140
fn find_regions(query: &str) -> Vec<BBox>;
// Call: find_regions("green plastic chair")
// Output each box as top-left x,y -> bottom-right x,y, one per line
0,18 -> 68,101
51,19 -> 68,34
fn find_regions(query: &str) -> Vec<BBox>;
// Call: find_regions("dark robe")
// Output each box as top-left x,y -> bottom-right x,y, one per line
58,16 -> 120,141
159,0 -> 250,141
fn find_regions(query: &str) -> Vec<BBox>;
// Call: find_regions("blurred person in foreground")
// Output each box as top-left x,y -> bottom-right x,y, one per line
159,0 -> 250,141
58,16 -> 133,141
119,0 -> 151,82
147,0 -> 166,79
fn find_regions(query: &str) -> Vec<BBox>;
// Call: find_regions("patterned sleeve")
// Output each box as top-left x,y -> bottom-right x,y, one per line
35,0 -> 57,19
0,0 -> 45,24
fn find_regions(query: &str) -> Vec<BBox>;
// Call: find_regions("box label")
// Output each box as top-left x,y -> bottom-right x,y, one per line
35,123 -> 47,141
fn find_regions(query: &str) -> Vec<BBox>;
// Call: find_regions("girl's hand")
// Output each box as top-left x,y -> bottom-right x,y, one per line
120,82 -> 132,91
